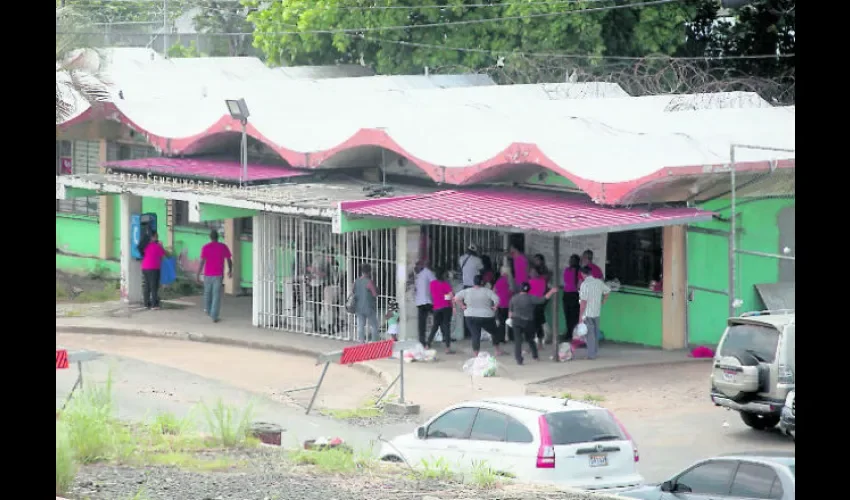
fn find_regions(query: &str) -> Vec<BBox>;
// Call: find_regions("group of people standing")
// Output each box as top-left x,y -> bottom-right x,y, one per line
413,242 -> 611,365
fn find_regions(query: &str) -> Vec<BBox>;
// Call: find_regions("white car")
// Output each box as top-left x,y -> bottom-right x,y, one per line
379,396 -> 644,491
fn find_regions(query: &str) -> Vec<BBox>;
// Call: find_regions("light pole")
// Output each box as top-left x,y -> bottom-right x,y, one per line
225,98 -> 250,186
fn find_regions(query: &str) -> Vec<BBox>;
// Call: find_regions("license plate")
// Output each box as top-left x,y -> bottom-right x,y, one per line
589,454 -> 608,467
722,371 -> 736,382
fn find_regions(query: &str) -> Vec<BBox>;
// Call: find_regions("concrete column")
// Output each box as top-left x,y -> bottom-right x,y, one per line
119,193 -> 143,304
396,225 -> 421,342
662,225 -> 688,350
252,215 -> 261,327
223,218 -> 241,295
98,140 -> 114,259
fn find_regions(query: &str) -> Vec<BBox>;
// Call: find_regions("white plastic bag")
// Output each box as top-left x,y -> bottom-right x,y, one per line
463,352 -> 498,377
557,342 -> 574,362
393,342 -> 426,362
574,321 -> 588,338
481,330 -> 493,343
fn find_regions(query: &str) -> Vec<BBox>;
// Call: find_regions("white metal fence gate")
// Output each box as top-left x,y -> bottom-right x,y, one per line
255,213 -> 397,341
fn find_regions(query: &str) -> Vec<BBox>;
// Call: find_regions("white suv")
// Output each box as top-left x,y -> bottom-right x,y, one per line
710,310 -> 795,431
379,396 -> 644,491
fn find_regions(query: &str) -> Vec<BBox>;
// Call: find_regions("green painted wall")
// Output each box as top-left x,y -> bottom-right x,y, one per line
687,197 -> 795,346
56,214 -> 100,256
240,239 -> 252,288
56,254 -> 119,276
543,288 -> 663,347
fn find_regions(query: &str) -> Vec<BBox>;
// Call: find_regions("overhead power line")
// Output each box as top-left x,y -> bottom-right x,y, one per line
59,0 -> 683,36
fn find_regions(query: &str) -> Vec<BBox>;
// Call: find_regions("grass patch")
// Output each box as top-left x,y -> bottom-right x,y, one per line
56,420 -> 77,496
289,446 -> 374,474
418,457 -> 457,481
558,392 -> 606,404
469,460 -> 501,489
143,451 -> 242,472
62,374 -> 134,463
201,398 -> 255,447
582,393 -> 606,403
160,279 -> 203,300
320,397 -> 383,420
75,282 -> 121,303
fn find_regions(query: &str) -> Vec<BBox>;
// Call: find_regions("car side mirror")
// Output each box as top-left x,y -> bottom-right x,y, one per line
660,481 -> 674,492
417,426 -> 426,439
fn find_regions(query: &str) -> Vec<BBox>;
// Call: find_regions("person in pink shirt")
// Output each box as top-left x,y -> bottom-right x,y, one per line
581,250 -> 604,280
561,254 -> 582,341
426,269 -> 455,353
510,242 -> 529,292
196,230 -> 233,323
528,268 -> 548,348
493,265 -> 514,353
140,231 -> 168,310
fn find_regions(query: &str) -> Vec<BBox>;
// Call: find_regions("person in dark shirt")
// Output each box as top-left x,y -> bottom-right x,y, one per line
509,282 -> 558,365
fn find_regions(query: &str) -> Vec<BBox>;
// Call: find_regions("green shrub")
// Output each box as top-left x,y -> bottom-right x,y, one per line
56,420 -> 77,496
200,399 -> 254,447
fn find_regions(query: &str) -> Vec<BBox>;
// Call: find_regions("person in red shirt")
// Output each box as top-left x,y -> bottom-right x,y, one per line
581,250 -> 604,280
140,231 -> 168,310
196,230 -> 233,323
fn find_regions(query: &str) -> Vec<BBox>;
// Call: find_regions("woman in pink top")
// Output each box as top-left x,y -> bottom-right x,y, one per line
427,269 -> 455,353
140,231 -> 168,310
510,243 -> 529,292
493,266 -> 514,353
561,254 -> 582,341
528,268 -> 548,347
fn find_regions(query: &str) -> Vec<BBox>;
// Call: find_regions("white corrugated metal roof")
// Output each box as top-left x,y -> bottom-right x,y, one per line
61,49 -> 794,188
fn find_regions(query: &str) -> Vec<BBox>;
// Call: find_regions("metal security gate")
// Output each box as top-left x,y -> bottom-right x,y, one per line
255,213 -> 397,341
424,226 -> 505,276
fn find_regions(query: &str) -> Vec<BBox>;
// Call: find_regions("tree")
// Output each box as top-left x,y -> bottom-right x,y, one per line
192,1 -> 255,56
56,8 -> 111,123
62,0 -> 189,25
246,0 -> 606,75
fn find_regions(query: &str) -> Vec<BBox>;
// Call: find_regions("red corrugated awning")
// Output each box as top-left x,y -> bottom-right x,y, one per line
341,188 -> 714,236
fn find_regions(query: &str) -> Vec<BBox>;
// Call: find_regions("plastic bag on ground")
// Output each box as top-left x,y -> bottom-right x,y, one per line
463,352 -> 498,377
557,342 -> 574,362
392,342 -> 427,362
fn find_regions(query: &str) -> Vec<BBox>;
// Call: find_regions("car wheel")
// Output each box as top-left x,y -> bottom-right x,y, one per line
740,412 -> 780,430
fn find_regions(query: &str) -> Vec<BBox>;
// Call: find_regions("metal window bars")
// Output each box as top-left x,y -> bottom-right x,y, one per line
255,213 -> 396,341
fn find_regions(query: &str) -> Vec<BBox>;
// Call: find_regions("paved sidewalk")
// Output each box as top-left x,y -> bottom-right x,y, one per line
57,295 -> 698,415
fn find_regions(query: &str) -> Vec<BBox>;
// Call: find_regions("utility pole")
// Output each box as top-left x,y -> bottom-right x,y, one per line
163,0 -> 169,56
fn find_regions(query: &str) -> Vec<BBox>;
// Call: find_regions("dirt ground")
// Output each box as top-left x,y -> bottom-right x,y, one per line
528,361 -> 714,416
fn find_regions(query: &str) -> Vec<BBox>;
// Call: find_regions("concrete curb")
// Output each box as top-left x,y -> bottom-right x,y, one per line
55,325 -> 391,385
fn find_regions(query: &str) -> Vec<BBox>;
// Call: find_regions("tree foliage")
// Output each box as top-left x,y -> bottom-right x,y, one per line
247,0 -> 794,92
62,0 -> 189,25
192,1 -> 255,56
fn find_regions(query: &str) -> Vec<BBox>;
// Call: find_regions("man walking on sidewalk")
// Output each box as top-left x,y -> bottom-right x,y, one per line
196,229 -> 233,323
578,265 -> 611,360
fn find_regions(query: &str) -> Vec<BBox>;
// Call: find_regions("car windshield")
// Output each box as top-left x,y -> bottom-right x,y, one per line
719,324 -> 780,363
544,410 -> 626,446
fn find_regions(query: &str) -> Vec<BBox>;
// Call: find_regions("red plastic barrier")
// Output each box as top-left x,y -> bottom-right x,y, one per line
56,349 -> 69,369
339,339 -> 394,365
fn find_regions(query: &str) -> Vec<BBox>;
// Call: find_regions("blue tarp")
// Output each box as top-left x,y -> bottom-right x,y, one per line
161,257 -> 176,286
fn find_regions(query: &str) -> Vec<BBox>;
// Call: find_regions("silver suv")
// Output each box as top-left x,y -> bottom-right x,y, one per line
710,310 -> 795,431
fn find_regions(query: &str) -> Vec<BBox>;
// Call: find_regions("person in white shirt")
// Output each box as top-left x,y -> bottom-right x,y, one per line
458,244 -> 484,289
458,244 -> 484,339
578,265 -> 611,360
414,261 -> 436,345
